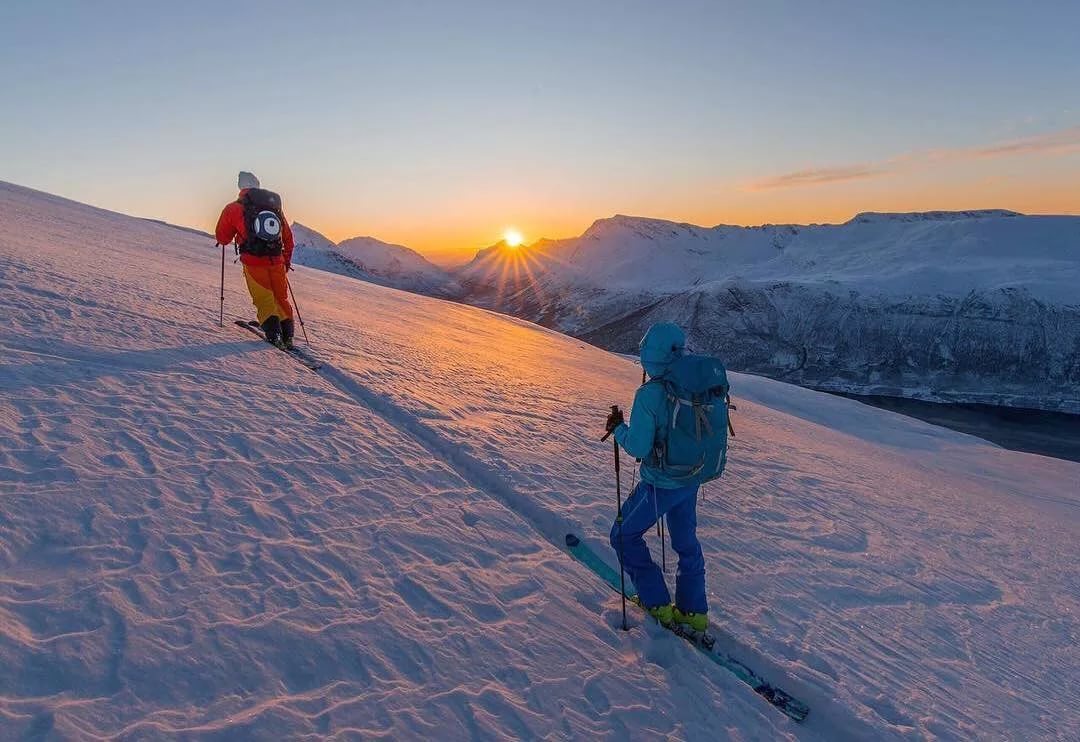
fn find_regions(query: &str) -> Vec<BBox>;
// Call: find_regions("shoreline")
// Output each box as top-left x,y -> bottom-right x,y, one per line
831,393 -> 1080,464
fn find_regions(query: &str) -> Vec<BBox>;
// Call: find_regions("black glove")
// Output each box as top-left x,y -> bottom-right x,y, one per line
601,405 -> 625,440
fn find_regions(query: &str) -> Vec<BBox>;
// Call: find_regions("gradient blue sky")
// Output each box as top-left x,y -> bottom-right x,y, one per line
2,0 -> 1078,260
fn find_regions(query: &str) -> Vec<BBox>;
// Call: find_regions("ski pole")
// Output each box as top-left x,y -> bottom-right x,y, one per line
285,274 -> 311,348
613,425 -> 628,632
657,517 -> 666,573
218,243 -> 225,327
652,490 -> 666,573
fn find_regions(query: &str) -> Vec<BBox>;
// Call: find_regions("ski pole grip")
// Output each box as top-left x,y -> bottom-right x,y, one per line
600,404 -> 620,442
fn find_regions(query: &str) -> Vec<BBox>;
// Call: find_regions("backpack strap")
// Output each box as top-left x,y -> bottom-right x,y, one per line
694,402 -> 714,440
669,389 -> 717,442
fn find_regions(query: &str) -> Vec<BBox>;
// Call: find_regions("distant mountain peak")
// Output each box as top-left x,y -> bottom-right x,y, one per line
465,237 -> 544,264
291,222 -> 335,251
582,214 -> 705,242
337,234 -> 426,259
289,226 -> 460,298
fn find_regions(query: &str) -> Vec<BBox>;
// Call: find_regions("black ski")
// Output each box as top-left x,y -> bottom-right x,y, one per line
233,319 -> 323,371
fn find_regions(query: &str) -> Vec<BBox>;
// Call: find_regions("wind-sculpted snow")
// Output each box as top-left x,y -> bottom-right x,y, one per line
458,212 -> 1080,412
1,180 -> 1078,739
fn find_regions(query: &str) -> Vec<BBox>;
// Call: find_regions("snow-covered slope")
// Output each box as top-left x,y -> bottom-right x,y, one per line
458,212 -> 1080,412
2,180 -> 1079,739
139,218 -> 214,240
291,224 -> 461,299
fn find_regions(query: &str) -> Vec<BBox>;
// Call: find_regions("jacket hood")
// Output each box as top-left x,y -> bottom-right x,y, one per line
238,171 -> 260,190
639,322 -> 686,378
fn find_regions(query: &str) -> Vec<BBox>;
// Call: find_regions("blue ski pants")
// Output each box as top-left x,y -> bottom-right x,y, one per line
609,482 -> 707,614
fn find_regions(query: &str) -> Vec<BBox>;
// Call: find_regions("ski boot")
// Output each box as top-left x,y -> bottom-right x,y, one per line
280,318 -> 296,351
261,317 -> 285,349
647,603 -> 675,628
673,607 -> 712,647
674,607 -> 708,633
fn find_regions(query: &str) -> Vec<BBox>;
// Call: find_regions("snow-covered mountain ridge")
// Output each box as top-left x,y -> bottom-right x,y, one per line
291,221 -> 335,252
1,179 -> 1078,739
846,209 -> 1023,224
291,222 -> 460,298
457,210 -> 1080,413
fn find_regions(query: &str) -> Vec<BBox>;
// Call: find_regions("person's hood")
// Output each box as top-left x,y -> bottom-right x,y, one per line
639,322 -> 686,378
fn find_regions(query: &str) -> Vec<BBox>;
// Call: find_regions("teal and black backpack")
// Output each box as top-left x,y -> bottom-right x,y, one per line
648,354 -> 731,486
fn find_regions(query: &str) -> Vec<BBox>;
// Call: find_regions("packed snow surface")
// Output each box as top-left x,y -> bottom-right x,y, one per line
1,180 -> 1078,740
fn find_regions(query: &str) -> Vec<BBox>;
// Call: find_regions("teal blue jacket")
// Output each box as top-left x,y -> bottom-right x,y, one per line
613,321 -> 689,489
614,380 -> 689,489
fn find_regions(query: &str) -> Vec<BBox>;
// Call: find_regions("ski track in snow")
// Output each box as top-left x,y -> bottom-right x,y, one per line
0,180 -> 1078,740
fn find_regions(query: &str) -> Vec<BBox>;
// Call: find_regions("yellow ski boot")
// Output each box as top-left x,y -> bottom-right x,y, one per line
673,607 -> 708,634
647,604 -> 675,628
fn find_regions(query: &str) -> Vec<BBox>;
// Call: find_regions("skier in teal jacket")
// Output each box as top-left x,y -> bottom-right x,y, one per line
604,322 -> 709,633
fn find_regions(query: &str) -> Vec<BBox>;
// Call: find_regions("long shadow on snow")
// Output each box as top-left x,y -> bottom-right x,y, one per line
315,363 -> 574,543
0,340 -> 259,392
313,361 -> 877,737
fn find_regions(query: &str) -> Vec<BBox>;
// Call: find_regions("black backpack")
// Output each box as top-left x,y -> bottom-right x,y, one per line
238,188 -> 285,257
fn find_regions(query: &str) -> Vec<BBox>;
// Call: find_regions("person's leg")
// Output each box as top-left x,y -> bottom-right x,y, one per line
243,263 -> 282,343
666,486 -> 708,616
609,482 -> 670,608
267,262 -> 295,345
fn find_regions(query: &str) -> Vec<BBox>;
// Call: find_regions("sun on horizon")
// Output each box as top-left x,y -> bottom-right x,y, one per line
503,228 -> 524,248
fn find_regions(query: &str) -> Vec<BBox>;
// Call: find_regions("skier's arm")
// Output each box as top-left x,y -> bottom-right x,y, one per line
613,386 -> 658,460
215,203 -> 240,246
281,217 -> 295,266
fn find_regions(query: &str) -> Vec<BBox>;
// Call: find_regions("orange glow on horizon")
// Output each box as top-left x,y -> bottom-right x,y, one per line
291,159 -> 1080,265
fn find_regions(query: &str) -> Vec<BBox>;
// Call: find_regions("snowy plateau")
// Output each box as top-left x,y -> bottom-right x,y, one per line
1,180 -> 1078,740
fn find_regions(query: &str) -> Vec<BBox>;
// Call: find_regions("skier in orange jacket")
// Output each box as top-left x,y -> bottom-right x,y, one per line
216,171 -> 297,348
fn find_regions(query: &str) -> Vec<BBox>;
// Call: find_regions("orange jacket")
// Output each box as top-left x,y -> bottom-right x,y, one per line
215,188 -> 295,267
